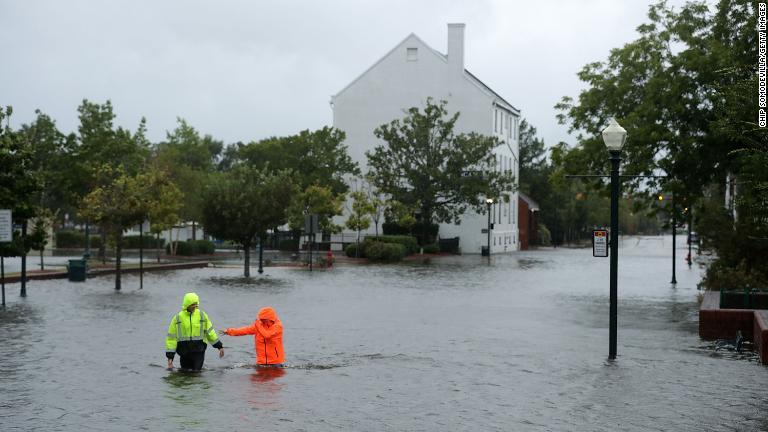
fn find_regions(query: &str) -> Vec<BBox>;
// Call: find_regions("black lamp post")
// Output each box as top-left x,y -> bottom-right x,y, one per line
602,118 -> 627,361
486,197 -> 493,257
671,195 -> 677,284
258,234 -> 264,274
687,208 -> 692,267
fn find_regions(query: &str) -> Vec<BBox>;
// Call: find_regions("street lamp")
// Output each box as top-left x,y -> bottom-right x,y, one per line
486,197 -> 494,257
602,118 -> 627,360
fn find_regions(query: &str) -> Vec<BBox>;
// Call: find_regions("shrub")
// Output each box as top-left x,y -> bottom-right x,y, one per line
365,235 -> 418,254
55,230 -> 102,249
700,259 -> 768,291
422,243 -> 439,254
538,224 -> 552,246
191,239 -> 215,255
121,235 -> 165,249
166,239 -> 216,256
382,221 -> 439,245
278,239 -> 298,251
365,242 -> 406,263
345,242 -> 366,258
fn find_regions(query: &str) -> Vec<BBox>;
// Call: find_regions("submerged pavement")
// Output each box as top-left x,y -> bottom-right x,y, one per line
1,235 -> 765,431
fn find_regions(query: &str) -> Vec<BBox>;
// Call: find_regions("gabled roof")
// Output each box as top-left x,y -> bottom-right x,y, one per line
518,192 -> 540,211
333,31 -> 520,116
333,33 -> 447,100
465,70 -> 519,114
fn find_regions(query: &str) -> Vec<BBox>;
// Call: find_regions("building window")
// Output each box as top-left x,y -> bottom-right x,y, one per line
514,117 -> 519,140
407,47 -> 418,61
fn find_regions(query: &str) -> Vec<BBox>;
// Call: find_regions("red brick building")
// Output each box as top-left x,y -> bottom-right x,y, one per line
518,192 -> 539,250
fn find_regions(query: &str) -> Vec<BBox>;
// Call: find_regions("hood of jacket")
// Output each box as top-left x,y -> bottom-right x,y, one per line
182,292 -> 200,310
257,306 -> 279,322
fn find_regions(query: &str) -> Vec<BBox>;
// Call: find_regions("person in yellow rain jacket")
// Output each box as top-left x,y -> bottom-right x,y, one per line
165,292 -> 224,371
222,307 -> 285,366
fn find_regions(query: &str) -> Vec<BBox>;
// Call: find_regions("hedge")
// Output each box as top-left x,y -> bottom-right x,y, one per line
382,221 -> 439,245
166,239 -> 216,256
121,235 -> 165,249
55,231 -> 102,249
279,239 -> 299,251
364,235 -> 418,254
422,243 -> 439,254
345,242 -> 366,258
365,242 -> 406,263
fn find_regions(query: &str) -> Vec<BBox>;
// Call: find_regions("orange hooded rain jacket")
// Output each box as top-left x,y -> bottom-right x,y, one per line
225,307 -> 284,365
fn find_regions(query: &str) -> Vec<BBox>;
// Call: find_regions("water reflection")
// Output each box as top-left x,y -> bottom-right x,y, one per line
251,366 -> 286,382
162,370 -> 213,428
246,367 -> 285,408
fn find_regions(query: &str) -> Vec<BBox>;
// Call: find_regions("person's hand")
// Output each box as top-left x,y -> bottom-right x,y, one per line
218,348 -> 225,358
167,358 -> 173,370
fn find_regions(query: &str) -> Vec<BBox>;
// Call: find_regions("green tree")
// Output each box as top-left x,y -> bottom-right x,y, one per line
345,190 -> 375,257
0,106 -> 44,294
154,118 -> 222,242
287,184 -> 345,251
79,165 -> 181,290
555,0 -> 765,283
144,163 -> 184,262
73,100 -> 151,260
201,166 -> 298,277
367,99 -> 516,241
238,127 -> 359,195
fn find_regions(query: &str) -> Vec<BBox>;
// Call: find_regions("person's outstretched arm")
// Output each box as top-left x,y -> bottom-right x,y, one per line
222,323 -> 257,336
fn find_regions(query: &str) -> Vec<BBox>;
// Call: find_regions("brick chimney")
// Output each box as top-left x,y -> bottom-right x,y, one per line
447,23 -> 465,74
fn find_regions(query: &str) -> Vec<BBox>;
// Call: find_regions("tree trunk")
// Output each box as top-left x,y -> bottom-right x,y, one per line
192,221 -> 197,241
243,242 -> 251,277
99,230 -> 107,264
356,229 -> 361,258
156,232 -> 161,263
115,233 -> 122,291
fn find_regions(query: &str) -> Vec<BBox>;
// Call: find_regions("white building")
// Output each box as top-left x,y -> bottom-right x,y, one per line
331,23 -> 521,254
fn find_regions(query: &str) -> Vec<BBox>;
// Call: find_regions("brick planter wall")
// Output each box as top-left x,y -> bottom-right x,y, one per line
699,290 -> 768,365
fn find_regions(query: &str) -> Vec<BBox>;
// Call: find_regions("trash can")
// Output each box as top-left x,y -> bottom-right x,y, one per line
68,259 -> 87,282
481,246 -> 490,256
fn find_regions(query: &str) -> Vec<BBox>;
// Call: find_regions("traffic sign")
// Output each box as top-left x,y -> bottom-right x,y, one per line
0,210 -> 11,242
593,229 -> 608,257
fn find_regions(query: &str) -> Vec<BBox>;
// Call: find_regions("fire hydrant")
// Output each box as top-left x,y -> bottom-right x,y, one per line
326,250 -> 334,268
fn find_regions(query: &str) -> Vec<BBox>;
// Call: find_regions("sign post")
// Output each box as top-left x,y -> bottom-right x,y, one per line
139,220 -> 149,289
304,214 -> 319,272
0,209 -> 12,307
593,229 -> 609,258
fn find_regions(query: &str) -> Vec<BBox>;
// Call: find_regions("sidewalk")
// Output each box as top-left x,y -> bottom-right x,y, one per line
0,261 -> 210,284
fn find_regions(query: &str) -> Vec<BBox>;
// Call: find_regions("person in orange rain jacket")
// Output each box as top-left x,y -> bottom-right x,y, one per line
222,307 -> 285,366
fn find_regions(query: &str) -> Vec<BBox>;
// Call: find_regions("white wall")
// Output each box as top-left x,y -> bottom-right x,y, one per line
332,27 -> 520,253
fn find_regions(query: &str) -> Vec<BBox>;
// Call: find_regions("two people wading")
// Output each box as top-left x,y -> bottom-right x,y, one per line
165,293 -> 284,370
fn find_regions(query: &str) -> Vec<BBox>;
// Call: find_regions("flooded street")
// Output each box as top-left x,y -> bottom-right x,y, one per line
2,235 -> 766,431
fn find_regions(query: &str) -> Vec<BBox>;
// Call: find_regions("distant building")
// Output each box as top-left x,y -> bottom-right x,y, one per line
331,23 -> 521,253
518,192 -> 540,250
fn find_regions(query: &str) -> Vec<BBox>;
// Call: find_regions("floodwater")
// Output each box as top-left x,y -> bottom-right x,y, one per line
1,236 -> 766,431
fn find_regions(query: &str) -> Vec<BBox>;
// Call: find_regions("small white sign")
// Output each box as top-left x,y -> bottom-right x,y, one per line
0,209 -> 12,242
593,230 -> 608,257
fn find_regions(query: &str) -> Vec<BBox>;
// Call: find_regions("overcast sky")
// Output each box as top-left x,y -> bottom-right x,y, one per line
1,0 -> 692,153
